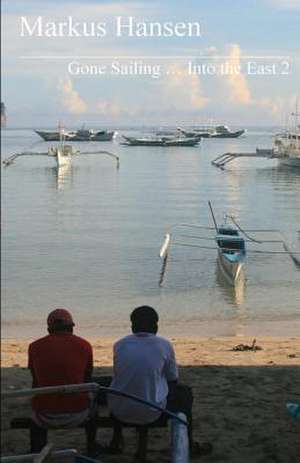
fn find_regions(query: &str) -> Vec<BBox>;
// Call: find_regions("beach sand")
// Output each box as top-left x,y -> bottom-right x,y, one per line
1,336 -> 300,462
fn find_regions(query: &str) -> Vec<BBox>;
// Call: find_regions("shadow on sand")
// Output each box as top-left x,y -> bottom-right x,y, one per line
1,364 -> 300,462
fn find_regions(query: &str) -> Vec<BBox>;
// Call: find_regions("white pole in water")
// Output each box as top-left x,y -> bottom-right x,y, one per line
171,413 -> 190,463
159,234 -> 171,258
0,449 -> 78,462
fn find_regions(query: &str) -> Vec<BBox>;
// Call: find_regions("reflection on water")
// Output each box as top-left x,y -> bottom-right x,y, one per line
255,166 -> 300,188
55,165 -> 73,190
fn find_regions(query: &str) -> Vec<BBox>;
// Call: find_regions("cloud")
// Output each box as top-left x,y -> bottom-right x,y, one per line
57,77 -> 87,114
96,100 -> 122,118
267,0 -> 300,10
223,43 -> 281,116
163,64 -> 208,110
226,44 -> 252,105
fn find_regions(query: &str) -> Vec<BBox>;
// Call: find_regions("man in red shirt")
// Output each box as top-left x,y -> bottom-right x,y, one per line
28,309 -> 97,455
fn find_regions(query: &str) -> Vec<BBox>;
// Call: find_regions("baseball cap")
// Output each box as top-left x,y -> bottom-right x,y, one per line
47,308 -> 75,328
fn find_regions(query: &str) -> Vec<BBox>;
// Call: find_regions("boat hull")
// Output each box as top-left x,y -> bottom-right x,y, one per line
279,157 -> 300,168
56,148 -> 71,167
211,129 -> 245,138
36,130 -> 115,142
217,250 -> 244,286
122,136 -> 200,146
36,130 -> 61,141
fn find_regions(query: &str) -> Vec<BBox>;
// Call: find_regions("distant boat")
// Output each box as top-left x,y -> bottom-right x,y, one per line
178,125 -> 245,139
177,127 -> 212,139
35,130 -> 66,141
1,102 -> 7,128
121,135 -> 200,147
210,125 -> 245,138
3,130 -> 119,169
212,106 -> 300,169
274,105 -> 300,168
274,136 -> 300,168
70,128 -> 115,142
35,128 -> 115,142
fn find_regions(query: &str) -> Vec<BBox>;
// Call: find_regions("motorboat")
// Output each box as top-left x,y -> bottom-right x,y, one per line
178,125 -> 245,139
210,125 -> 245,138
35,128 -> 115,142
121,135 -> 200,147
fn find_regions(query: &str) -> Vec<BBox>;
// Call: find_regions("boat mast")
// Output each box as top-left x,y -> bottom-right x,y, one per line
208,201 -> 218,232
291,98 -> 299,150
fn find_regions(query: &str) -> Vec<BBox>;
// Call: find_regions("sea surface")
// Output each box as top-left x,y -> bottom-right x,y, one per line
2,128 -> 300,338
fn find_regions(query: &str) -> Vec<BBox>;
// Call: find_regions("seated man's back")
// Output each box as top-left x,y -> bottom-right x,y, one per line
29,309 -> 93,415
108,306 -> 178,424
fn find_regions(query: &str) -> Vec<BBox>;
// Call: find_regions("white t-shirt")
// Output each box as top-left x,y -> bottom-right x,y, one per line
108,333 -> 178,424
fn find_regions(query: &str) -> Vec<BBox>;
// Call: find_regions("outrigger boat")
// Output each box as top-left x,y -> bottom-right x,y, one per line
212,105 -> 300,169
159,202 -> 300,287
3,130 -> 120,169
121,135 -> 200,147
178,125 -> 245,139
35,127 -> 115,142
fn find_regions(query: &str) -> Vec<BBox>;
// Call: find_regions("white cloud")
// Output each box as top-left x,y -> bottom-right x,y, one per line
96,100 -> 121,118
226,44 -> 252,105
57,77 -> 87,114
268,0 -> 300,10
163,64 -> 208,110
224,43 -> 281,116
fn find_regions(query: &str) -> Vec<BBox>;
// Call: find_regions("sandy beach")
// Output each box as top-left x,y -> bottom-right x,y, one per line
1,336 -> 300,462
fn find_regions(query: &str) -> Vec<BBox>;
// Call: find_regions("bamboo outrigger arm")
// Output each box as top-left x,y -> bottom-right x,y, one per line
3,152 -> 48,166
79,150 -> 120,168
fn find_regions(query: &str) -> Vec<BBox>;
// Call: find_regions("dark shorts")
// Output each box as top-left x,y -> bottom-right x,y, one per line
92,376 -> 193,423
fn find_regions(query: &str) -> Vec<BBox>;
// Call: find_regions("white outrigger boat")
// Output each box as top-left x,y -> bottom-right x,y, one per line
3,130 -> 120,169
159,202 -> 300,287
212,105 -> 300,169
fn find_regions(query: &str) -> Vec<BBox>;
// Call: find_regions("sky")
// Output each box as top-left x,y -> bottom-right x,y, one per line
1,0 -> 300,127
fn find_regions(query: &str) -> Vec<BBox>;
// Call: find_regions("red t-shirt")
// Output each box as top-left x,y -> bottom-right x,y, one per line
28,333 -> 93,414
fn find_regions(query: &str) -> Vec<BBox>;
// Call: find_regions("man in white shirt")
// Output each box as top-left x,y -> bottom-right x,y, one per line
108,306 -> 208,459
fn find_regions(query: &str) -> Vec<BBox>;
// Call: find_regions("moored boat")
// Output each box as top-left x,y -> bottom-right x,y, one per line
35,128 -> 115,142
121,135 -> 200,146
211,125 -> 245,138
216,225 -> 246,285
178,125 -> 245,139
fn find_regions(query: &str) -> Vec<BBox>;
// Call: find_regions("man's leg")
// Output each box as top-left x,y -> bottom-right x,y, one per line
91,375 -> 112,406
109,416 -> 124,453
30,420 -> 48,453
85,416 -> 98,456
166,383 -> 194,449
167,383 -> 212,457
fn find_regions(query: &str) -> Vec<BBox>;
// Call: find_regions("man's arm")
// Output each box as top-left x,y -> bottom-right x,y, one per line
28,344 -> 38,388
84,343 -> 94,382
165,341 -> 179,382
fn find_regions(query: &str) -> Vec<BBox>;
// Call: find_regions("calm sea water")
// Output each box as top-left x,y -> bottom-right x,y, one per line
2,128 -> 300,338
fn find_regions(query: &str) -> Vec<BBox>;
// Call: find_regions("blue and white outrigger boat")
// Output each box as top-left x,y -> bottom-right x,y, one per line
159,201 -> 300,287
215,224 -> 246,284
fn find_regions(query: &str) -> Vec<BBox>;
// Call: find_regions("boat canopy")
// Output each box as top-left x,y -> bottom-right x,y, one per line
217,227 -> 239,236
217,236 -> 246,251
